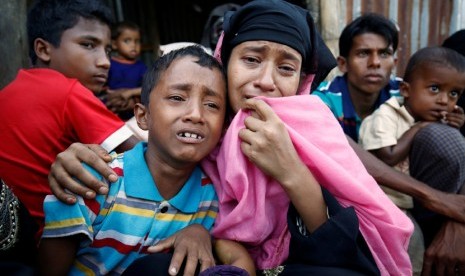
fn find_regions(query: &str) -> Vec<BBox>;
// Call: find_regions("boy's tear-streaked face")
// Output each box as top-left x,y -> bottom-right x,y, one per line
144,56 -> 226,166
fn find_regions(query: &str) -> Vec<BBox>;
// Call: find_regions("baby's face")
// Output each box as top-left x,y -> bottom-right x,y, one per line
143,56 -> 226,165
112,28 -> 141,61
402,64 -> 465,122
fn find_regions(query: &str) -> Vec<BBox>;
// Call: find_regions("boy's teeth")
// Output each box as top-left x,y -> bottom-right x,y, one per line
181,132 -> 202,139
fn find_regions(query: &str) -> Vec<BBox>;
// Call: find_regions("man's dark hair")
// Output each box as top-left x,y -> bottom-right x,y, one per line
111,20 -> 140,40
339,13 -> 398,58
403,46 -> 465,82
27,0 -> 113,65
141,45 -> 226,106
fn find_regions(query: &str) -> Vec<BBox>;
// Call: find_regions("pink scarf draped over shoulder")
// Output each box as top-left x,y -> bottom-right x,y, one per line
201,95 -> 413,275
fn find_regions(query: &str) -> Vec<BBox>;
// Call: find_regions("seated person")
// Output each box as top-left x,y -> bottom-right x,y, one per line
0,0 -> 138,240
104,20 -> 147,121
46,1 -> 413,275
313,13 -> 465,275
38,46 -> 254,276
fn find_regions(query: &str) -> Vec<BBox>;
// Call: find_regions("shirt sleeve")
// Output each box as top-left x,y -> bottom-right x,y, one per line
64,81 -> 132,151
359,106 -> 399,151
42,165 -> 107,246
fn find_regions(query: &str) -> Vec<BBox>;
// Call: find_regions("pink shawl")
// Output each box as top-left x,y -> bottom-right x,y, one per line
201,95 -> 413,275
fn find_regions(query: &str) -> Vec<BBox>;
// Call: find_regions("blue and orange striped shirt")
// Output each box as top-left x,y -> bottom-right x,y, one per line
42,142 -> 218,275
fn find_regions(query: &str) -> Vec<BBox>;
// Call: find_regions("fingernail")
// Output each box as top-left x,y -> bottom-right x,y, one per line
98,186 -> 109,194
66,197 -> 76,204
169,267 -> 177,275
85,191 -> 95,198
108,174 -> 118,182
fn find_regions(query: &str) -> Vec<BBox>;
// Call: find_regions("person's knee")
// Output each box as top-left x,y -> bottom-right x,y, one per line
413,123 -> 465,161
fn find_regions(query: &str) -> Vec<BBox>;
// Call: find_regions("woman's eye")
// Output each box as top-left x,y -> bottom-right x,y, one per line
205,102 -> 220,110
243,56 -> 259,64
280,65 -> 296,72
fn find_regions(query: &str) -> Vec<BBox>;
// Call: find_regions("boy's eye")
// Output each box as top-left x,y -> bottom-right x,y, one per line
429,85 -> 440,93
169,95 -> 184,102
81,42 -> 95,49
105,47 -> 112,57
356,50 -> 368,57
450,90 -> 460,98
379,50 -> 392,58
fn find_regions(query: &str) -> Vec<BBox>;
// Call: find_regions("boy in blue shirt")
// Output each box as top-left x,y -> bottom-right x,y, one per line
312,13 -> 400,142
38,46 -> 253,275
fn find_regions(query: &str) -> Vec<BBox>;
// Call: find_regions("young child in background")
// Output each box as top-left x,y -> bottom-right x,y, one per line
39,46 -> 254,276
105,20 -> 147,121
359,47 -> 465,262
360,46 -> 465,171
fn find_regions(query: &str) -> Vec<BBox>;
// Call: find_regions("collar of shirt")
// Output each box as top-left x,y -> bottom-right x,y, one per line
123,142 -> 204,213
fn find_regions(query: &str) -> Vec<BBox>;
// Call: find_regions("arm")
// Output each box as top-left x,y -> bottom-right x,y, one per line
347,136 -> 465,223
147,224 -> 215,276
48,133 -> 138,204
239,98 -> 327,232
49,143 -> 117,204
370,122 -> 430,166
213,239 -> 256,276
38,236 -> 80,276
106,88 -> 142,113
422,184 -> 465,276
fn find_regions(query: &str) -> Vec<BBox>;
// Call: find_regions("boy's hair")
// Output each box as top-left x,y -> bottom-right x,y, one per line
27,0 -> 113,65
111,20 -> 140,40
339,13 -> 398,58
403,46 -> 465,82
141,45 -> 226,106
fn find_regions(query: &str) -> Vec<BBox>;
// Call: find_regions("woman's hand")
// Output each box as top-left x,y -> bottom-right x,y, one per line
238,98 -> 301,185
49,143 -> 117,204
238,98 -> 327,232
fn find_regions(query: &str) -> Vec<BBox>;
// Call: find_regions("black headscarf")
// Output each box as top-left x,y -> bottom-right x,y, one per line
220,0 -> 336,92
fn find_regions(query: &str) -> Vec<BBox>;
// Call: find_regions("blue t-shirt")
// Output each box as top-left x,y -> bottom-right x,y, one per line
42,142 -> 218,275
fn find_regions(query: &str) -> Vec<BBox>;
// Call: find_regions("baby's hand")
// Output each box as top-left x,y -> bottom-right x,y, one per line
445,105 -> 465,129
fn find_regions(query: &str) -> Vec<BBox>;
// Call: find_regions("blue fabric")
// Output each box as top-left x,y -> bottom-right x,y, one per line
107,59 -> 147,89
312,75 -> 401,142
42,142 -> 218,275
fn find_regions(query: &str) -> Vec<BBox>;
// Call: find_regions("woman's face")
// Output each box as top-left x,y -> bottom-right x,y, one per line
227,41 -> 303,113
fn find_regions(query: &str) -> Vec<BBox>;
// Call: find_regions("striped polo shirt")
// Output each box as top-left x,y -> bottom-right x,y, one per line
42,142 -> 218,275
312,75 -> 401,142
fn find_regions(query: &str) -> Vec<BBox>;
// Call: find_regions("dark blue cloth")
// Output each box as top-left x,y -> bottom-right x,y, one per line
107,59 -> 147,90
283,187 -> 380,275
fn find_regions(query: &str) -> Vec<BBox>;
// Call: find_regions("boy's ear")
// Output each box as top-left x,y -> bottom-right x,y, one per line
34,38 -> 52,63
400,81 -> 410,98
111,40 -> 118,50
134,103 -> 149,131
336,56 -> 348,73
